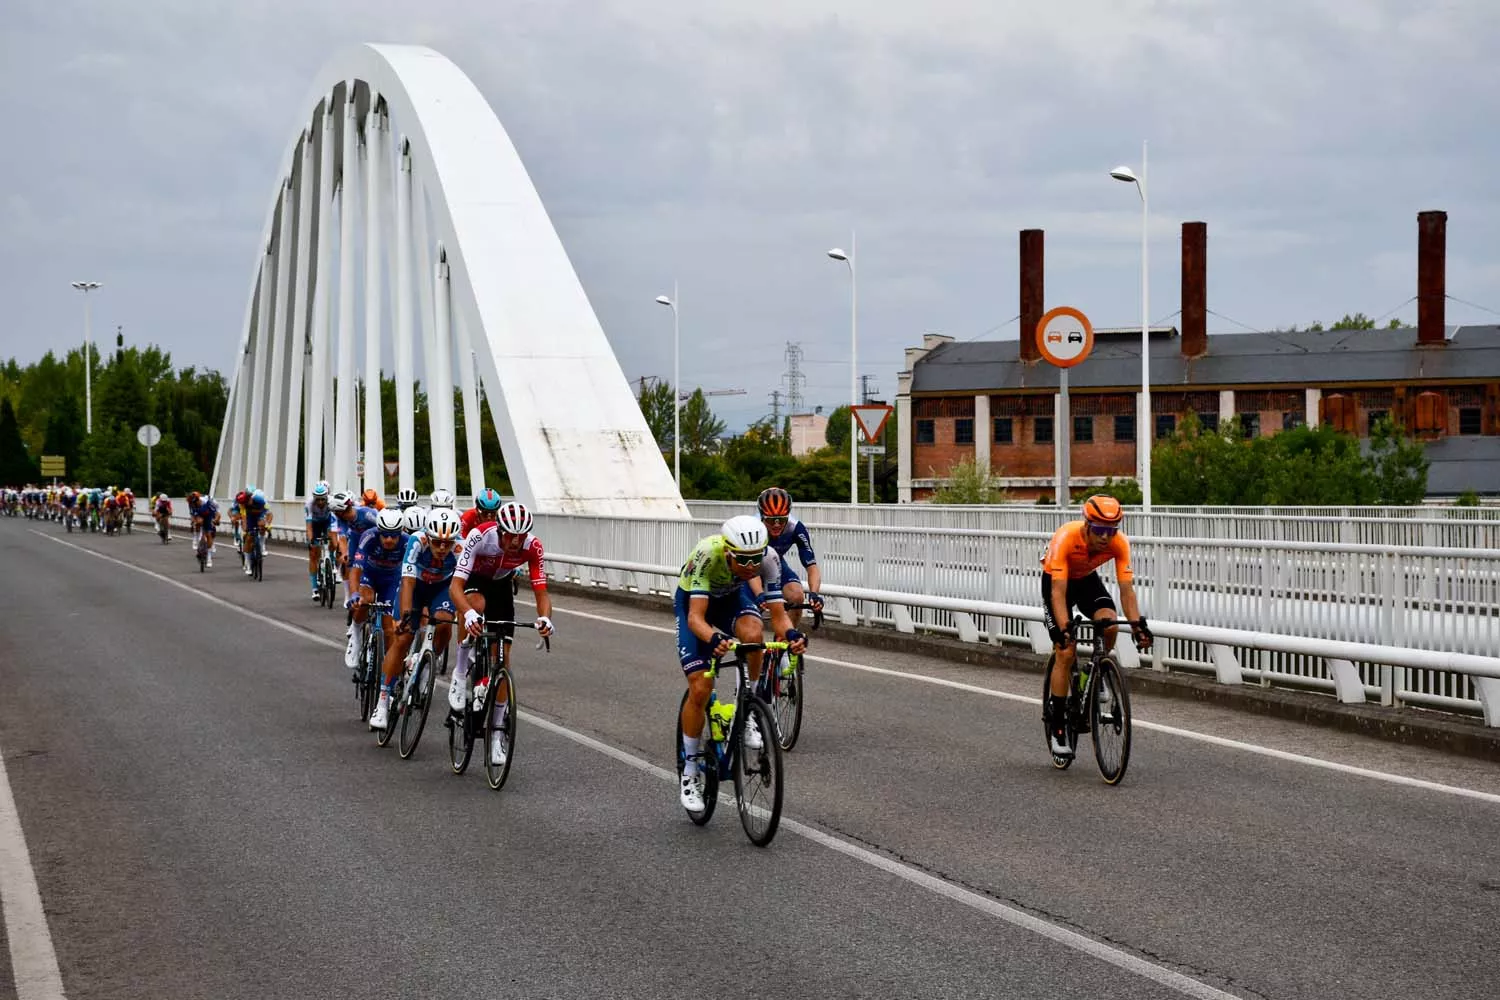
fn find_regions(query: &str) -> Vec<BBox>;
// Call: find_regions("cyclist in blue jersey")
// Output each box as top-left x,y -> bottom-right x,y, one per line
331,491 -> 379,665
240,489 -> 273,576
355,508 -> 409,730
188,492 -> 221,568
376,508 -> 463,717
304,481 -> 335,600
757,487 -> 823,630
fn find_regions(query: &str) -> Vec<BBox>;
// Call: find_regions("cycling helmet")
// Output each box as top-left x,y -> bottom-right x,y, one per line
720,515 -> 768,555
396,487 -> 419,508
251,489 -> 266,505
475,487 -> 502,512
361,488 -> 381,507
401,505 -> 426,533
375,508 -> 405,535
495,501 -> 533,535
429,488 -> 455,509
311,481 -> 330,499
187,491 -> 201,507
757,486 -> 792,518
426,508 -> 462,541
1082,494 -> 1124,528
330,490 -> 355,512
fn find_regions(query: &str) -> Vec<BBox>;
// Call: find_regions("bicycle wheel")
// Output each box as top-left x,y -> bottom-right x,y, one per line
251,545 -> 263,581
732,696 -> 783,847
675,690 -> 718,826
448,641 -> 482,775
361,625 -> 383,724
483,666 -> 517,790
1090,657 -> 1132,785
1041,657 -> 1078,770
399,651 -> 436,759
770,651 -> 804,752
375,652 -> 399,749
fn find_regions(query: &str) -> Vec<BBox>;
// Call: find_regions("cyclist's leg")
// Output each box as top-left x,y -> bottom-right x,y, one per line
488,575 -> 518,705
1073,573 -> 1119,655
732,584 -> 765,684
676,589 -> 725,779
780,564 -> 805,630
450,580 -> 488,705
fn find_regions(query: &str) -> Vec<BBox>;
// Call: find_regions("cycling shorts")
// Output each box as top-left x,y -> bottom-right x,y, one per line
308,521 -> 331,545
674,586 -> 761,675
359,570 -> 402,608
197,522 -> 217,537
410,580 -> 456,621
462,575 -> 516,640
1040,572 -> 1116,639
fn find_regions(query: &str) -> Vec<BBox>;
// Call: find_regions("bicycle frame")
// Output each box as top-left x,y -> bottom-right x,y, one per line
701,640 -> 788,780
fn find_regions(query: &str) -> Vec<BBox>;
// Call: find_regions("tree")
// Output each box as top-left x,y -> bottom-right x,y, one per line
929,459 -> 1007,504
1094,477 -> 1142,506
1331,312 -> 1376,331
679,389 -> 726,455
637,380 -> 676,456
825,404 -> 853,451
1454,489 -> 1481,507
0,398 -> 37,483
1368,415 -> 1429,505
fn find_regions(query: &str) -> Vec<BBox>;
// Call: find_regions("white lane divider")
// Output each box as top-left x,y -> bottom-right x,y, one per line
0,744 -> 68,999
33,529 -> 1244,999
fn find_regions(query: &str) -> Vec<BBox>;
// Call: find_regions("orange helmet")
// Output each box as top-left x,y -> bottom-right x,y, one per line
1082,494 -> 1124,528
757,486 -> 792,518
361,488 -> 384,510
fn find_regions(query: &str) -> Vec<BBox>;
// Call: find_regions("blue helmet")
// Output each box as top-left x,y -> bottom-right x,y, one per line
475,488 -> 502,512
311,481 -> 330,498
251,489 -> 266,505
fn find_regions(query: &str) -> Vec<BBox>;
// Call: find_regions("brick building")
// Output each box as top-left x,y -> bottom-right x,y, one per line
895,212 -> 1500,501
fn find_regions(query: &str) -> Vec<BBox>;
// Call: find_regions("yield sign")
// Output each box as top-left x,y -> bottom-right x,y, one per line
383,461 -> 399,477
851,404 -> 894,442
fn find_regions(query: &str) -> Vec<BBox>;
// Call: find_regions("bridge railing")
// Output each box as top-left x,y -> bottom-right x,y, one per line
533,511 -> 1500,725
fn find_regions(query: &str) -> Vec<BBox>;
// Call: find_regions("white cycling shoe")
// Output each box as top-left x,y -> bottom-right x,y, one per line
489,734 -> 508,767
679,775 -> 705,813
343,634 -> 360,670
447,672 -> 469,713
743,713 -> 764,751
369,694 -> 390,731
1048,729 -> 1073,758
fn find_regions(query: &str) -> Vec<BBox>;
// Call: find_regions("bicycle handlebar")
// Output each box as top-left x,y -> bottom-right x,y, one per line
474,619 -> 551,652
1067,616 -> 1148,638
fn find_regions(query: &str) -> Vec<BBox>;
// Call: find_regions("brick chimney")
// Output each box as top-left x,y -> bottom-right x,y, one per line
1181,221 -> 1207,358
1019,228 -> 1043,363
1417,210 -> 1446,346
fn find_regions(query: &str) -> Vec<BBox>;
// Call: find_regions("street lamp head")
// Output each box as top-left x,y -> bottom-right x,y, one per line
1109,165 -> 1138,184
654,295 -> 673,307
826,248 -> 849,262
71,281 -> 102,291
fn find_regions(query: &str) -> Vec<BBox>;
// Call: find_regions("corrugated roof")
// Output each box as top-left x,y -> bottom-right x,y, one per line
910,325 -> 1500,393
1423,436 -> 1500,495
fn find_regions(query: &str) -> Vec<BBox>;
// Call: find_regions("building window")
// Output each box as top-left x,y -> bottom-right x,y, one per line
1034,416 -> 1054,444
1459,407 -> 1483,435
1197,412 -> 1219,433
916,419 -> 935,444
1367,409 -> 1388,435
1240,413 -> 1261,438
954,418 -> 974,444
993,417 -> 1013,444
1073,415 -> 1093,442
1283,411 -> 1305,431
1154,414 -> 1176,439
1114,415 -> 1135,442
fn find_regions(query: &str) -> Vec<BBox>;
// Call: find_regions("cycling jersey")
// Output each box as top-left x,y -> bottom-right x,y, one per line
1040,520 -> 1133,583
194,499 -> 220,531
244,501 -> 270,530
678,534 -> 747,599
453,523 -> 547,589
304,497 -> 334,526
401,534 -> 457,586
353,528 -> 408,578
335,507 -> 379,548
767,515 -> 817,569
154,499 -> 172,516
459,506 -> 487,537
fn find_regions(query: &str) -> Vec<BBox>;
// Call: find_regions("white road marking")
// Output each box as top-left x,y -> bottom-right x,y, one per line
0,736 -> 68,999
34,529 -> 1243,998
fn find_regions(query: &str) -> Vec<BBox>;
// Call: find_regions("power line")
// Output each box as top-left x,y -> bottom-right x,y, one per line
782,342 -> 806,414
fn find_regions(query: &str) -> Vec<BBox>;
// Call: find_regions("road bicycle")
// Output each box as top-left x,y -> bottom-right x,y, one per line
675,639 -> 786,847
313,537 -> 338,608
155,512 -> 170,544
755,601 -> 822,751
195,528 -> 212,572
244,527 -> 265,581
446,619 -> 548,790
380,609 -> 452,757
232,522 -> 246,569
1041,616 -> 1142,785
354,600 -> 394,726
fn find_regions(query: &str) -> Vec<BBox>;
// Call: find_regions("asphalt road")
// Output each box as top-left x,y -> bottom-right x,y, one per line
2,518 -> 1498,1000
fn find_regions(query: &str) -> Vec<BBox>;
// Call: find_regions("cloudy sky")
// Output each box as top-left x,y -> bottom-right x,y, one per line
3,0 -> 1498,431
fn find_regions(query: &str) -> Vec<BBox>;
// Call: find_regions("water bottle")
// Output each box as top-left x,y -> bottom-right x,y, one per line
708,698 -> 735,742
471,678 -> 488,713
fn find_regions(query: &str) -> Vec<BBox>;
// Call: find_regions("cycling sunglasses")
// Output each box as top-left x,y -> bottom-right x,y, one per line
1087,523 -> 1119,539
763,516 -> 789,527
730,552 -> 764,566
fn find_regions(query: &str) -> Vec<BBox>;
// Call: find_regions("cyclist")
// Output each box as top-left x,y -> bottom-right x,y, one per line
375,507 -> 464,723
118,486 -> 135,532
304,481 -> 335,600
429,487 -> 455,511
1040,494 -> 1153,758
240,489 -> 273,575
448,495 -> 555,768
360,487 -> 385,511
355,508 -> 409,730
757,487 -> 823,631
675,515 -> 807,813
394,487 -> 420,511
189,493 -> 221,567
152,493 -> 173,539
332,491 -> 380,666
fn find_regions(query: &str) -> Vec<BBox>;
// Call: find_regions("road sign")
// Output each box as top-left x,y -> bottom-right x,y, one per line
383,461 -> 399,478
136,423 -> 161,447
858,444 -> 886,456
1035,307 -> 1094,368
851,404 -> 894,442
40,455 -> 66,477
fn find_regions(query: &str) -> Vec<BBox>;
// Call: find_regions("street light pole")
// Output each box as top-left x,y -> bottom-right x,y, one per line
70,281 -> 102,434
1110,141 -> 1152,510
655,284 -> 681,488
827,234 -> 857,505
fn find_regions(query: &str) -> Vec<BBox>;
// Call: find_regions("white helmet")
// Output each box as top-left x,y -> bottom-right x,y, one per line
426,507 -> 462,541
375,508 -> 405,534
331,490 -> 355,512
396,487 -> 419,508
401,505 -> 427,533
429,488 -> 455,509
495,500 -> 533,535
720,514 -> 768,555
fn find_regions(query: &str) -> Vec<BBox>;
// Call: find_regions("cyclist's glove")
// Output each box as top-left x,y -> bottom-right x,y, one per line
806,590 -> 823,607
534,615 -> 554,637
463,608 -> 483,634
785,628 -> 806,646
1134,620 -> 1154,649
710,631 -> 734,652
1047,622 -> 1069,648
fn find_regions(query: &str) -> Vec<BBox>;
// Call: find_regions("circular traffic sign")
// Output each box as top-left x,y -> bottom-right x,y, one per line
136,423 -> 162,447
1035,307 -> 1094,368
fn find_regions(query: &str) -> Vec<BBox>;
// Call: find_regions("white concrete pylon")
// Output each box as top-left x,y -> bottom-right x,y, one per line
361,106 -> 385,496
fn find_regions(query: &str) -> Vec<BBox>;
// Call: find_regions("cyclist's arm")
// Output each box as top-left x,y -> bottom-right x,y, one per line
1049,574 -> 1073,644
397,576 -> 417,621
806,563 -> 822,595
305,514 -> 314,542
766,600 -> 804,651
1118,579 -> 1143,624
685,593 -> 719,644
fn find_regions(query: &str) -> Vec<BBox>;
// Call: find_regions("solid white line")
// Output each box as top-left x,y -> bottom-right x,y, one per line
0,740 -> 68,999
32,529 -> 1240,998
529,598 -> 1500,806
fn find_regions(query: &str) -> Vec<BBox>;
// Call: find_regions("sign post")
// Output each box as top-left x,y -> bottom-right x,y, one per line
136,424 -> 162,500
40,454 -> 66,487
851,404 -> 894,504
1035,307 -> 1095,506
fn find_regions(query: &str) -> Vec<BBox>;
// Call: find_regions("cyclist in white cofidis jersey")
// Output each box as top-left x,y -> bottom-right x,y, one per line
448,493 -> 555,769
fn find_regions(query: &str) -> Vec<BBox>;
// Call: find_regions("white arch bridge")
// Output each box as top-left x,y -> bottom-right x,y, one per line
211,43 -> 686,517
